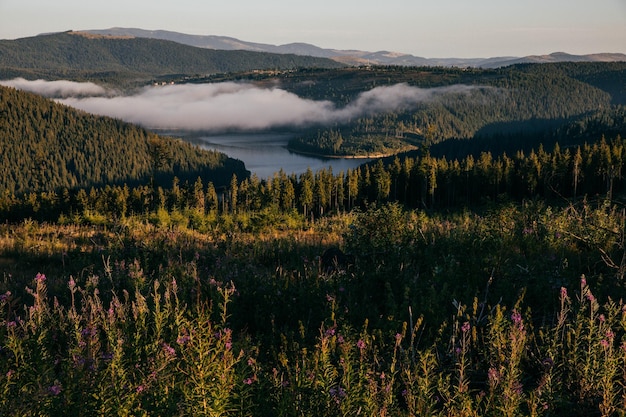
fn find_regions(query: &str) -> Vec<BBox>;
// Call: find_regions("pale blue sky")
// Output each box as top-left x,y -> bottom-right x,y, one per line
1,0 -> 624,57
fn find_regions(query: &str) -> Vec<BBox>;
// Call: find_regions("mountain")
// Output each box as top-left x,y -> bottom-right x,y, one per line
0,31 -> 343,85
482,52 -> 626,68
85,28 -> 626,68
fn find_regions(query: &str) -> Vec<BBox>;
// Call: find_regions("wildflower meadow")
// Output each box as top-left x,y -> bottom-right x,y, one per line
1,199 -> 626,416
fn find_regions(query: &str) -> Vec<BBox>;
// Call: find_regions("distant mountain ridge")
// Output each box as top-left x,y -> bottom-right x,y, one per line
84,27 -> 626,68
0,31 -> 342,85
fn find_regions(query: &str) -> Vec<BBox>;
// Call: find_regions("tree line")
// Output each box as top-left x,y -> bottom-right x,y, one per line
2,133 -> 625,223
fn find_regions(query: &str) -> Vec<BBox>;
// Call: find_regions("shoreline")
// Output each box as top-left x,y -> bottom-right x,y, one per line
286,145 -> 418,160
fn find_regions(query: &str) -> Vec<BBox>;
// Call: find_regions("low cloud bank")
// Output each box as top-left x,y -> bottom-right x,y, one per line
1,78 -> 488,131
0,77 -> 108,98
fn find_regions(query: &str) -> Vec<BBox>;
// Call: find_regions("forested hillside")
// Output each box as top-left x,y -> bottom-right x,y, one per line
0,85 -> 248,195
283,63 -> 625,156
0,31 -> 343,85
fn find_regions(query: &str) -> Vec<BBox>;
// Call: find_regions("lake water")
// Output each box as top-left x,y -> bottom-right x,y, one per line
172,131 -> 372,179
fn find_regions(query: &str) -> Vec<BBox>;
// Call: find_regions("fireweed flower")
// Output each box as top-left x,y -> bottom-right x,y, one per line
511,310 -> 523,330
35,273 -> 46,283
162,342 -> 176,357
177,333 -> 191,345
488,367 -> 499,386
461,322 -> 470,333
48,383 -> 62,396
357,339 -> 366,350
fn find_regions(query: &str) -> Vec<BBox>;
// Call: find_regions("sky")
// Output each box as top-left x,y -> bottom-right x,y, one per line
0,0 -> 625,58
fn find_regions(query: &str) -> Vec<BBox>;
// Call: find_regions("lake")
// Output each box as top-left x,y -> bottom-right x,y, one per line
171,131 -> 372,179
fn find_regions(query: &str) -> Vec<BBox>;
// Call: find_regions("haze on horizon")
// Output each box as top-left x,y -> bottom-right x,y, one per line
1,0 -> 625,58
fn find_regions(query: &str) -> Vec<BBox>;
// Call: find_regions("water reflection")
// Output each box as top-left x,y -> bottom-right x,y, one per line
172,131 -> 371,179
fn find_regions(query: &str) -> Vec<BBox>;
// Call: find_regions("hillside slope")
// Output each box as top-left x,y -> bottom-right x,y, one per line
0,85 -> 248,194
0,31 -> 343,85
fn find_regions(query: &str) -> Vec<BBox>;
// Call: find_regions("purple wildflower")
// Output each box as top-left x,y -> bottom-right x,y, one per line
357,339 -> 366,350
48,383 -> 62,396
162,342 -> 176,357
243,377 -> 254,385
136,385 -> 145,393
35,273 -> 46,283
488,367 -> 499,386
542,357 -> 554,368
600,339 -> 610,349
461,322 -> 470,333
560,287 -> 567,299
511,310 -> 523,328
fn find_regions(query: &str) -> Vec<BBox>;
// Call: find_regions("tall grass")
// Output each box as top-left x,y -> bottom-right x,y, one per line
1,199 -> 626,415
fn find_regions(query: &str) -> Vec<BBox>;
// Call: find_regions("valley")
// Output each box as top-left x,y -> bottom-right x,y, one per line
0,29 -> 626,416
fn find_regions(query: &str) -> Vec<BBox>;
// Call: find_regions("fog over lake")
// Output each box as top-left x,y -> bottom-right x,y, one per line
0,78 -> 486,179
172,131 -> 371,179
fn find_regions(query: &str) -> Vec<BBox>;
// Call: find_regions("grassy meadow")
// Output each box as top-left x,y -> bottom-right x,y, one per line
1,199 -> 626,416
